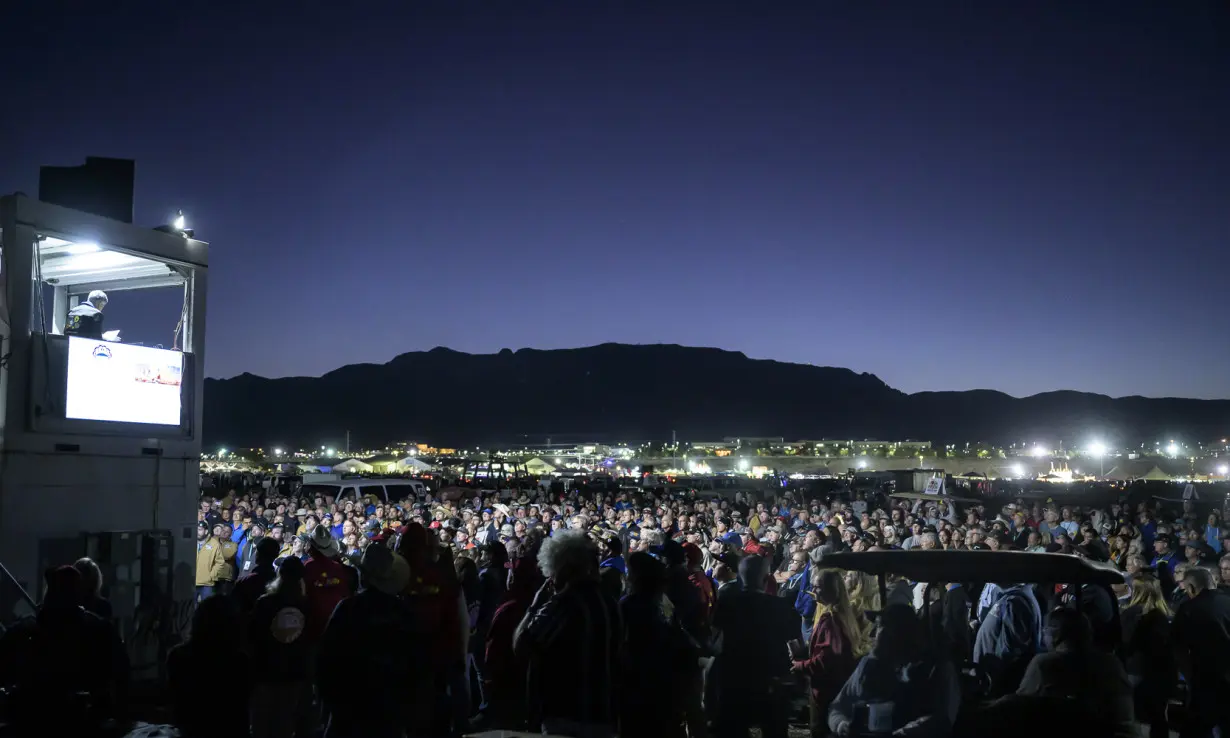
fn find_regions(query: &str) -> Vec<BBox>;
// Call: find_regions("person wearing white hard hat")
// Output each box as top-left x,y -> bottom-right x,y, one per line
64,290 -> 108,339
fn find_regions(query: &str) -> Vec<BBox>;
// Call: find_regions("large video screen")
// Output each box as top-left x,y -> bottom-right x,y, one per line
65,337 -> 183,425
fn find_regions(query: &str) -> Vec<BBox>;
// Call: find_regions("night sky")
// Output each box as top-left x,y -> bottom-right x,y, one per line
3,2 -> 1227,399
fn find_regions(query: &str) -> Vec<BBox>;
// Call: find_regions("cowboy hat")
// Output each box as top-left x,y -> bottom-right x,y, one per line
359,545 -> 410,596
309,524 -> 340,558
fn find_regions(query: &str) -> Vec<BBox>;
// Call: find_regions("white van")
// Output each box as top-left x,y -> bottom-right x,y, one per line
299,478 -> 428,504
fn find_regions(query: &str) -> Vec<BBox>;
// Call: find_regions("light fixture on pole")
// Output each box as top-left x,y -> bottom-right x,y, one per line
1088,441 -> 1107,478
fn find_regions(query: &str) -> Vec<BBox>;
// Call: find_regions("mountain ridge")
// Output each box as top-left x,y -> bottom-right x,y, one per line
202,343 -> 1230,448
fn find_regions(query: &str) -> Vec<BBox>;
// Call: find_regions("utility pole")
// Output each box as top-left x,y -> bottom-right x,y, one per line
345,430 -> 350,455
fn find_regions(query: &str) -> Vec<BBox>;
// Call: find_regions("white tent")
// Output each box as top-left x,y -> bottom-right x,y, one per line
524,457 -> 559,475
1140,465 -> 1174,482
333,458 -> 374,474
396,457 -> 434,472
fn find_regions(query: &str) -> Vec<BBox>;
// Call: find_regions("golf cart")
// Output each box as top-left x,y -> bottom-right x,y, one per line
817,549 -> 1131,738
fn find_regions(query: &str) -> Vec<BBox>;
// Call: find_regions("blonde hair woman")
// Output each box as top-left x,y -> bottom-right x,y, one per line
791,568 -> 869,737
1121,573 -> 1175,738
72,557 -> 112,621
844,569 -> 880,645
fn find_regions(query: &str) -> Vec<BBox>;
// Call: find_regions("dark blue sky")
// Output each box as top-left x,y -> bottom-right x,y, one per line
3,1 -> 1227,398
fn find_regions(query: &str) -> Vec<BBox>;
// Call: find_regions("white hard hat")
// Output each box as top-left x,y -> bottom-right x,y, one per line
87,290 -> 108,304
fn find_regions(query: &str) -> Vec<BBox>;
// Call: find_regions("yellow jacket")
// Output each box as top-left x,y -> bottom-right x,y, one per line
217,539 -> 238,581
195,537 -> 227,587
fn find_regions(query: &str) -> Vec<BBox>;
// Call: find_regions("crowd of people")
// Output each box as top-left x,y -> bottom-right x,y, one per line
4,478 -> 1230,738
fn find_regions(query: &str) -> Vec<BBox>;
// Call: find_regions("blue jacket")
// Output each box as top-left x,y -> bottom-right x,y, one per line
1206,525 -> 1222,553
600,556 -> 627,575
1151,551 -> 1178,575
231,525 -> 248,563
973,584 -> 1043,681
792,563 -> 816,621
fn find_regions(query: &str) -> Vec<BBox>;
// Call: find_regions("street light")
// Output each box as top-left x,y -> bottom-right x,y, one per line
273,448 -> 283,457
1088,441 -> 1107,478
856,460 -> 868,470
1167,443 -> 1179,458
1030,445 -> 1048,458
1219,464 -> 1229,477
1011,464 -> 1025,478
218,448 -> 227,457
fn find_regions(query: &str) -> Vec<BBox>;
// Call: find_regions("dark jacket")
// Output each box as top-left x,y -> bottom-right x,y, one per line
828,649 -> 960,737
1172,588 -> 1230,692
1119,604 -> 1175,689
65,302 -> 104,338
932,584 -> 972,664
233,566 -> 277,616
0,606 -> 127,729
619,592 -> 695,729
475,564 -> 506,647
518,579 -> 623,729
237,536 -> 262,575
249,589 -> 314,683
317,588 -> 426,737
713,587 -> 800,689
1069,583 -> 1122,653
83,595 -> 113,622
1016,646 -> 1135,735
167,639 -> 249,738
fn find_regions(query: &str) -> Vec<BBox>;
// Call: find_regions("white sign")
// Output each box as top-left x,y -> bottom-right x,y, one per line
65,337 -> 183,425
923,475 -> 945,495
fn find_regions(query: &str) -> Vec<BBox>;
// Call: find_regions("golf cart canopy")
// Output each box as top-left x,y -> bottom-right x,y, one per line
818,550 -> 1126,586
890,492 -> 982,504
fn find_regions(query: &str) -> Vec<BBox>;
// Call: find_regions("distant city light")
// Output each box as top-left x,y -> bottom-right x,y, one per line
1011,464 -> 1025,478
326,447 -> 336,456
554,458 -> 563,465
218,448 -> 226,457
273,448 -> 283,456
1167,443 -> 1179,457
1030,445 -> 1048,458
856,460 -> 868,469
1088,441 -> 1107,458
1217,464 -> 1230,476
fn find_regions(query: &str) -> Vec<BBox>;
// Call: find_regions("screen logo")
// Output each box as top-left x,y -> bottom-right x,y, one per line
91,346 -> 113,359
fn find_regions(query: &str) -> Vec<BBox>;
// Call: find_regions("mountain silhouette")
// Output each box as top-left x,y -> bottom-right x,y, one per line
202,344 -> 1230,449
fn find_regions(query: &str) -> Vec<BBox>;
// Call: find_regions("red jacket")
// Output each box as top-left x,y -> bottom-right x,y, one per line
792,611 -> 858,708
303,555 -> 350,641
687,571 -> 715,619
